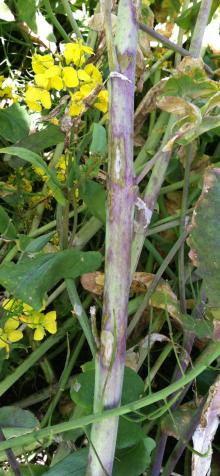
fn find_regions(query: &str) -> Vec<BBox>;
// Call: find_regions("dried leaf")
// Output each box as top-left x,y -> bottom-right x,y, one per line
192,376 -> 220,476
88,13 -> 117,33
81,272 -> 180,320
134,80 -> 167,134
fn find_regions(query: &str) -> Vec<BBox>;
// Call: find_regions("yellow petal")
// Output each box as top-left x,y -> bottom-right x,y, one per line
8,330 -> 23,343
43,312 -> 57,334
63,44 -> 81,66
80,84 -> 94,97
62,67 -> 79,88
32,54 -> 54,74
84,64 -> 103,84
77,69 -> 91,82
34,74 -> 49,90
69,101 -> 84,117
4,318 -> 19,331
94,90 -> 108,113
25,86 -> 41,101
23,303 -> 34,314
40,90 -> 51,109
50,76 -> 63,90
45,65 -> 61,78
34,327 -> 45,341
26,100 -> 42,112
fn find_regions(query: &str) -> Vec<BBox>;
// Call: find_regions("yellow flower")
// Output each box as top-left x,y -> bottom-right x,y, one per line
50,117 -> 59,126
3,298 -> 23,316
94,89 -> 108,113
21,308 -> 57,341
34,166 -> 48,182
62,66 -> 79,88
35,65 -> 63,91
25,86 -> 51,112
22,178 -> 32,192
32,53 -> 54,74
0,76 -> 17,103
69,90 -> 84,116
63,42 -> 93,67
82,64 -> 103,85
0,318 -> 23,354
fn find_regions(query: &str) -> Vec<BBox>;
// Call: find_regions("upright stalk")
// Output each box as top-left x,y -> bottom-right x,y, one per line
86,1 -> 139,475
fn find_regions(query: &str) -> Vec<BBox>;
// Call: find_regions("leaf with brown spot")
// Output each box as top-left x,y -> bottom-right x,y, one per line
188,168 -> 220,307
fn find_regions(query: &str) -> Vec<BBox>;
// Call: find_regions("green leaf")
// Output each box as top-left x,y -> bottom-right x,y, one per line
0,146 -> 65,205
42,448 -> 88,476
188,168 -> 220,307
179,314 -> 213,339
161,401 -> 197,439
81,180 -> 106,224
16,0 -> 37,31
0,205 -> 17,239
0,0 -> 14,21
89,123 -> 107,156
116,418 -> 145,449
22,232 -> 55,254
16,125 -> 65,154
0,104 -> 30,142
176,0 -> 219,31
0,465 -> 45,476
0,406 -> 39,439
0,250 -> 102,309
70,367 -> 144,411
113,438 -> 156,476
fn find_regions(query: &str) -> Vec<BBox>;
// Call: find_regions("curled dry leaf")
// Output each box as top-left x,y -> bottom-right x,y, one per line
192,376 -> 220,476
134,79 -> 167,134
81,272 -> 181,320
88,13 -> 117,33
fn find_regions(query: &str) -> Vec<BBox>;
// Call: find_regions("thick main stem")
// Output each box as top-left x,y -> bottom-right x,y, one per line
86,1 -> 139,475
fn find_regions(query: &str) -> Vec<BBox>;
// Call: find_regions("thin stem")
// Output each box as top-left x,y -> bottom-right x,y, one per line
66,278 -> 96,358
60,0 -> 83,40
139,22 -> 213,75
189,0 -> 212,57
41,334 -> 85,427
128,229 -> 188,337
0,428 -> 21,476
43,0 -> 70,42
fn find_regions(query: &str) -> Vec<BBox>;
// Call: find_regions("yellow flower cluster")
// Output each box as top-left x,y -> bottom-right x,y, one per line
0,76 -> 17,106
25,42 -> 108,117
1,298 -> 57,354
34,154 -> 72,182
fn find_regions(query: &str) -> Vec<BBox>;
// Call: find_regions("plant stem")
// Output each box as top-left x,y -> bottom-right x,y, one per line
43,0 -> 70,42
0,428 -> 21,476
66,278 -> 96,358
86,1 -> 139,474
60,0 -> 83,40
189,0 -> 212,57
41,333 -> 85,427
128,229 -> 188,336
